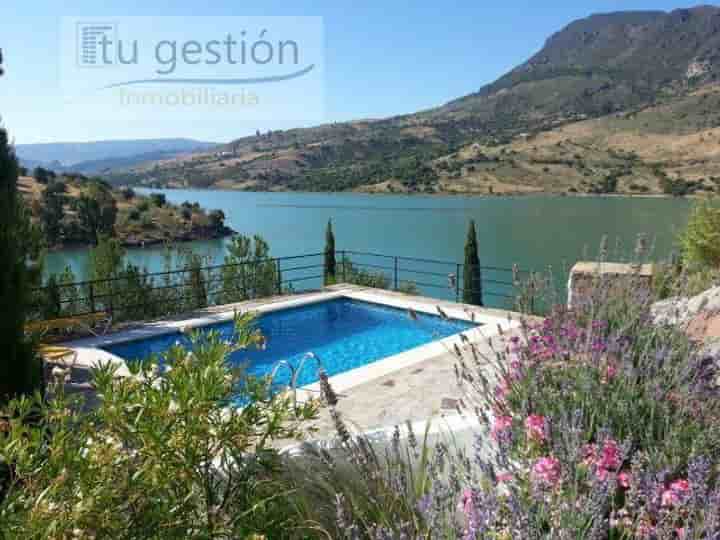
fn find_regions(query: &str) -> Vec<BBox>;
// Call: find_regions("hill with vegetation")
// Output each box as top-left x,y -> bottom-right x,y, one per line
107,5 -> 720,196
18,170 -> 232,250
16,138 -> 219,175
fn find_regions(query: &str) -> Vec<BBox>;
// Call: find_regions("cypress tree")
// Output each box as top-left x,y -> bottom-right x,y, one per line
324,219 -> 336,285
0,125 -> 42,402
463,220 -> 483,306
42,275 -> 62,320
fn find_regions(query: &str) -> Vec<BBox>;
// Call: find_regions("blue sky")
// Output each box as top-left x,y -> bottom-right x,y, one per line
0,0 -> 705,144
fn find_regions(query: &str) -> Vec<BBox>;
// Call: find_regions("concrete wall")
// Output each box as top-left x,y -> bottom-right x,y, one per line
567,262 -> 654,309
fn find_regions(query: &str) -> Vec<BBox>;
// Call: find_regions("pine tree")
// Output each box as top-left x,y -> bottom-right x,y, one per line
0,125 -> 43,402
324,219 -> 336,285
463,220 -> 483,306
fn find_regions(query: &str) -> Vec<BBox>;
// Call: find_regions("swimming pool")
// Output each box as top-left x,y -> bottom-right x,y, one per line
103,298 -> 478,389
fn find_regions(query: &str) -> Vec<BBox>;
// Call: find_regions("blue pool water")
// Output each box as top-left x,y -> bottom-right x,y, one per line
103,298 -> 478,389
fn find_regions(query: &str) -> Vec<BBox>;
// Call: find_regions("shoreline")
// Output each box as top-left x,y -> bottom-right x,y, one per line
46,227 -> 235,253
138,185 -> 700,201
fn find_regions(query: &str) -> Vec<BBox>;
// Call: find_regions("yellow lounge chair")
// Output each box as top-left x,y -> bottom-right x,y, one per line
25,312 -> 111,341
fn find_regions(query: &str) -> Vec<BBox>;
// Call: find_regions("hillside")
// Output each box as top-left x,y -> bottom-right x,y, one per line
106,6 -> 720,196
18,174 -> 232,250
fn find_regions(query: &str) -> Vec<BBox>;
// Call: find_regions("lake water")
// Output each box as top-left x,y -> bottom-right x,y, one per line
45,190 -> 692,307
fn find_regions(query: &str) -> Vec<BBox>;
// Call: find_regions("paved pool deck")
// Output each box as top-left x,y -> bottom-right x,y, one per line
288,330 -> 517,444
55,285 -> 528,439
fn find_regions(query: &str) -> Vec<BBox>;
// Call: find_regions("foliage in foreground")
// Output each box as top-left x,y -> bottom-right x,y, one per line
0,314 -> 319,539
289,272 -> 720,539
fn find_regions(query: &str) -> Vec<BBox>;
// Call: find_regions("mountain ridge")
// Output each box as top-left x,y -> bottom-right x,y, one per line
100,5 -> 720,196
16,138 -> 220,174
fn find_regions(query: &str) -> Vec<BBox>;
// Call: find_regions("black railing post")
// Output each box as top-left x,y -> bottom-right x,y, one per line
340,250 -> 346,283
276,258 -> 282,295
89,282 -> 96,314
143,279 -> 150,317
456,263 -> 461,303
394,256 -> 399,291
108,281 -> 115,318
530,276 -> 536,315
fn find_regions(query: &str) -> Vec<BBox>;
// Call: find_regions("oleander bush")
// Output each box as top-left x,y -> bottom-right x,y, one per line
0,315 -> 319,539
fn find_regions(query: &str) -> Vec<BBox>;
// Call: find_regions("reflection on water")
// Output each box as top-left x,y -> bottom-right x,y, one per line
258,203 -> 468,212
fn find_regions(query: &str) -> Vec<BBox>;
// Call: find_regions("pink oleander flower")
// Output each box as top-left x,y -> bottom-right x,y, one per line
525,414 -> 546,443
583,439 -> 623,481
618,471 -> 632,489
532,456 -> 561,488
597,439 -> 622,472
662,479 -> 691,507
491,415 -> 513,442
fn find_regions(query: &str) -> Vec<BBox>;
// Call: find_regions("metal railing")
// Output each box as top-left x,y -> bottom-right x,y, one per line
337,250 -> 522,306
28,250 -> 528,323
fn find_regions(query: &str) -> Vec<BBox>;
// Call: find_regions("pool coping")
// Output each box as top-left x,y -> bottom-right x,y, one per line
62,286 -> 521,394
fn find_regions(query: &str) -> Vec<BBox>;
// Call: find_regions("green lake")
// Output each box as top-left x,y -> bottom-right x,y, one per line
45,191 -> 693,308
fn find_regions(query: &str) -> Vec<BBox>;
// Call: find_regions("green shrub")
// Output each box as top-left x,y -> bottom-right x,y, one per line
0,316 -> 319,538
330,257 -> 419,295
219,235 -> 278,304
680,201 -> 720,268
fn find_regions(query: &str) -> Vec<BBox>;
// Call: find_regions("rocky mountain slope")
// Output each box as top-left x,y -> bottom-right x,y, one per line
107,6 -> 720,195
